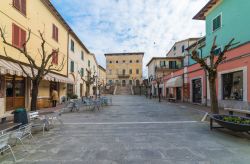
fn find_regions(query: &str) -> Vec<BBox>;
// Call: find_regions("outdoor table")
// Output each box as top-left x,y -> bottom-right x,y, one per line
0,122 -> 22,134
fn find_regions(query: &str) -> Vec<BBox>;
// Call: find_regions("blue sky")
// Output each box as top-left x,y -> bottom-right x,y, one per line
51,0 -> 208,76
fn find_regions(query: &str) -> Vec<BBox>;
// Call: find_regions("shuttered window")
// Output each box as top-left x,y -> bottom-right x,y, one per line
52,50 -> 58,65
13,0 -> 26,16
213,14 -> 221,32
70,61 -> 74,73
12,23 -> 26,49
81,51 -> 84,60
71,40 -> 74,52
52,24 -> 58,42
80,68 -> 84,77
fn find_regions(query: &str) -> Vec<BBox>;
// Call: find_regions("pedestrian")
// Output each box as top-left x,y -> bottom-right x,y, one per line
51,88 -> 58,107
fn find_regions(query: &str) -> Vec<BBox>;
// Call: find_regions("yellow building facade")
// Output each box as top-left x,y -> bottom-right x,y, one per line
105,53 -> 144,86
0,0 -> 74,116
98,65 -> 106,87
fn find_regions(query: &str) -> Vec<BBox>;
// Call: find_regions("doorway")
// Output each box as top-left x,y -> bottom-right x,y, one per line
122,80 -> 126,86
192,78 -> 202,103
176,87 -> 182,100
6,76 -> 25,111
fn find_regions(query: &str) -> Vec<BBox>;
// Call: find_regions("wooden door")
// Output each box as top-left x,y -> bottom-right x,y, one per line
5,76 -> 25,111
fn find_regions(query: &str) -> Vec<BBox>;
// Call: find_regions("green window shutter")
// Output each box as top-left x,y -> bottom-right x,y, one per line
70,61 -> 74,72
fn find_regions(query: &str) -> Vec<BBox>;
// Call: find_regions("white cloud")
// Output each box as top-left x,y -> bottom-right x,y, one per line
52,0 -> 208,77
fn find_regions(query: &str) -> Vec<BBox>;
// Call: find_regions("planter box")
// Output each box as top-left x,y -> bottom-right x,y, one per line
210,114 -> 250,132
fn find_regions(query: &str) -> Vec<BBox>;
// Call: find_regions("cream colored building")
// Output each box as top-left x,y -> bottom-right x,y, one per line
0,0 -> 77,117
98,65 -> 106,86
68,33 -> 90,98
105,52 -> 144,86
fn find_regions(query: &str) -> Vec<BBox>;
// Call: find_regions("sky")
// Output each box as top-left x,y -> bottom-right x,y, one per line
51,0 -> 208,77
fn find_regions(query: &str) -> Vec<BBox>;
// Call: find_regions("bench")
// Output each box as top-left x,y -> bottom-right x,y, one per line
167,98 -> 176,102
224,108 -> 250,117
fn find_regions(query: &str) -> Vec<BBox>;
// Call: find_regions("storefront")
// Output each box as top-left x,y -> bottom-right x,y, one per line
192,78 -> 202,104
0,59 -> 73,116
165,76 -> 183,100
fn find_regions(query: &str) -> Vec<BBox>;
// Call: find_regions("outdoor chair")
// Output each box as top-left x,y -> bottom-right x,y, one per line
83,98 -> 94,110
10,124 -> 36,151
0,133 -> 16,162
29,112 -> 47,136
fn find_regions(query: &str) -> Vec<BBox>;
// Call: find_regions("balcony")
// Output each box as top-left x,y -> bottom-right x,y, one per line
155,65 -> 182,72
118,74 -> 130,78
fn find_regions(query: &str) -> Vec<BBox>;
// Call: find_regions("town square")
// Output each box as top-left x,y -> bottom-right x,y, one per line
0,0 -> 250,163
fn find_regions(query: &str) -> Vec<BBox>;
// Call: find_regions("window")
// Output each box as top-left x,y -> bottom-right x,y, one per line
136,60 -> 139,63
109,80 -> 112,84
80,68 -> 84,77
123,60 -> 125,63
222,71 -> 243,101
130,60 -> 132,63
136,69 -> 139,74
109,61 -> 112,64
81,51 -> 84,60
122,69 -> 126,75
52,24 -> 58,42
71,40 -> 74,52
173,46 -> 176,51
129,80 -> 132,85
52,50 -> 58,65
169,61 -> 177,69
13,0 -> 26,16
129,69 -> 132,74
182,45 -> 185,53
213,14 -> 221,32
67,84 -> 74,95
12,23 -> 26,49
88,60 -> 90,67
116,61 -> 118,63
160,61 -> 166,67
70,61 -> 74,72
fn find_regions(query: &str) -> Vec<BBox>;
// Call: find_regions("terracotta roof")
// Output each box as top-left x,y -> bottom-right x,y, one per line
105,52 -> 144,56
193,0 -> 220,20
41,0 -> 90,53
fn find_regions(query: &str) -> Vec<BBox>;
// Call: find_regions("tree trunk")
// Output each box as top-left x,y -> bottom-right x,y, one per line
209,77 -> 219,114
86,84 -> 90,96
157,83 -> 161,102
30,79 -> 39,111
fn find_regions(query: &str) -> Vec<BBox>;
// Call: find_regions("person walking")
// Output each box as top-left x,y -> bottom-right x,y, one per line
51,88 -> 58,107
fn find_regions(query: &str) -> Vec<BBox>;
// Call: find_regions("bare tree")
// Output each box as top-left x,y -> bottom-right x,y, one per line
79,68 -> 95,97
191,36 -> 237,114
0,28 -> 65,111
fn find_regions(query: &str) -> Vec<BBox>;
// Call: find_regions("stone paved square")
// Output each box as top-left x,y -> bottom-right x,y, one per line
1,95 -> 250,164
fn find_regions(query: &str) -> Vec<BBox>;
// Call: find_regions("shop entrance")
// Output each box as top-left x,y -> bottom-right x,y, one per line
176,87 -> 182,100
6,76 -> 25,111
192,78 -> 202,103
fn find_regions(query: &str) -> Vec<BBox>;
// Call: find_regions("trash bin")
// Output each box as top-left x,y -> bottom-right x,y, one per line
13,108 -> 28,125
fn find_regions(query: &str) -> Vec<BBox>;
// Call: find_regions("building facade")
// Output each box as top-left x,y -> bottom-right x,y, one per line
147,57 -> 183,97
68,33 -> 90,98
0,0 -> 104,118
105,53 -> 144,86
164,0 -> 250,109
0,0 -> 73,116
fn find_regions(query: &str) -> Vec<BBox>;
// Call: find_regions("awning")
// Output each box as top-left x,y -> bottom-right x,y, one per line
166,76 -> 183,88
0,59 -> 74,84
